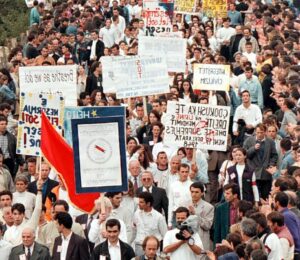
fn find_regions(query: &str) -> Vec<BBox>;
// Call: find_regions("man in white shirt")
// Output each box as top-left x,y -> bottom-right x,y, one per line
133,192 -> 168,255
99,18 -> 118,48
168,164 -> 193,228
233,90 -> 262,138
90,219 -> 135,260
3,179 -> 43,246
242,42 -> 257,69
13,175 -> 36,219
163,207 -> 203,260
105,192 -> 133,242
111,8 -> 126,35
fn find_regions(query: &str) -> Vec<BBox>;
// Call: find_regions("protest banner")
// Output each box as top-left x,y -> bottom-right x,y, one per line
64,106 -> 126,146
72,117 -> 127,193
193,64 -> 230,91
164,101 -> 230,151
175,0 -> 196,13
202,0 -> 228,18
17,92 -> 64,156
19,65 -> 77,106
101,55 -> 169,98
138,36 -> 187,72
143,0 -> 174,36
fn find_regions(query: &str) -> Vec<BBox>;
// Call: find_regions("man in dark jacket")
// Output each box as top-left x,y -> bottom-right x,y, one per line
52,212 -> 89,260
0,115 -> 24,178
90,218 -> 135,260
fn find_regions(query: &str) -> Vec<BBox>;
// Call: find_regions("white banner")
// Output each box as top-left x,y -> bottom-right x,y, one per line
19,65 -> 77,106
101,55 -> 169,98
138,36 -> 187,73
193,64 -> 230,91
164,101 -> 230,151
17,92 -> 64,156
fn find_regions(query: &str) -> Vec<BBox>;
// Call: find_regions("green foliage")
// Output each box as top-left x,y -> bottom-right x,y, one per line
0,0 -> 29,45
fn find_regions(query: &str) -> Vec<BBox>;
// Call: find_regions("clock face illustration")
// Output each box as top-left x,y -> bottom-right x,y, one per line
87,138 -> 112,164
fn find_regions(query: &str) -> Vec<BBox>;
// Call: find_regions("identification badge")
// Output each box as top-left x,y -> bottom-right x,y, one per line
149,141 -> 154,146
57,245 -> 62,253
230,173 -> 236,179
97,81 -> 100,86
87,46 -> 91,50
19,255 -> 26,260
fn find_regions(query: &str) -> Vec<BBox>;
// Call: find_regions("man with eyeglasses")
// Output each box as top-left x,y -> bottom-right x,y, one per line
136,171 -> 168,222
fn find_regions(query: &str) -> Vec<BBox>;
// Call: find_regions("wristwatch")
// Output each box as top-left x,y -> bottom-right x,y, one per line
188,237 -> 195,246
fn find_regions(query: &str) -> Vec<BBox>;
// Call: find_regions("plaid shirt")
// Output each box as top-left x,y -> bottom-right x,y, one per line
0,134 -> 9,159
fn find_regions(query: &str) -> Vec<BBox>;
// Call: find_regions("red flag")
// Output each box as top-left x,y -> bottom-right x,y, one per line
41,112 -> 99,213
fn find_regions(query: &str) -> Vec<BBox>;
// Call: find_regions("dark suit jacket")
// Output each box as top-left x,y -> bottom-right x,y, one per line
243,136 -> 278,180
136,186 -> 169,221
213,201 -> 230,245
85,73 -> 103,95
9,242 -> 50,260
52,232 -> 90,260
75,213 -> 95,252
86,39 -> 105,63
27,178 -> 59,203
90,239 -> 135,260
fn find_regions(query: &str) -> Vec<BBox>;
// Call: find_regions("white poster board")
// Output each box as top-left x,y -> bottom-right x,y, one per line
19,65 -> 77,106
101,55 -> 169,98
138,36 -> 187,72
193,64 -> 230,91
164,101 -> 230,151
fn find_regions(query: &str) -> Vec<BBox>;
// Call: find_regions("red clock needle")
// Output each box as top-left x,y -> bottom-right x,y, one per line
95,145 -> 105,153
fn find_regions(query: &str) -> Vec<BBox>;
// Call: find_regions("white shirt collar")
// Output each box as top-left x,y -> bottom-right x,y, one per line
108,240 -> 120,248
62,231 -> 72,241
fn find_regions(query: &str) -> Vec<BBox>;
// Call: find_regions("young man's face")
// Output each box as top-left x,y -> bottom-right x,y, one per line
107,225 -> 120,243
13,210 -> 25,225
0,195 -> 12,207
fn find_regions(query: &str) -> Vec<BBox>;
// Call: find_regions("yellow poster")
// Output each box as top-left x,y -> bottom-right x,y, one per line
175,0 -> 196,13
203,0 -> 228,18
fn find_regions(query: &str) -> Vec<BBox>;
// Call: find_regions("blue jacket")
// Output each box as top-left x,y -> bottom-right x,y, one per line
281,208 -> 300,253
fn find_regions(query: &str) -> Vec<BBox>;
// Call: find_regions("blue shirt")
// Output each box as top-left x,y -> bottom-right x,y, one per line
281,208 -> 300,253
239,77 -> 264,109
228,11 -> 243,25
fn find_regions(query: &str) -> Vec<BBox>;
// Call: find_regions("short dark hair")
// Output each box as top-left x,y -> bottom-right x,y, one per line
179,163 -> 190,171
190,182 -> 205,193
237,200 -> 253,217
274,192 -> 289,207
53,200 -> 69,212
0,115 -> 8,123
106,218 -> 121,231
105,192 -> 122,198
55,212 -> 73,229
12,203 -> 25,214
250,212 -> 268,229
175,206 -> 189,217
0,103 -> 11,111
223,183 -> 239,196
138,192 -> 154,207
0,190 -> 12,200
280,138 -> 292,151
267,211 -> 284,227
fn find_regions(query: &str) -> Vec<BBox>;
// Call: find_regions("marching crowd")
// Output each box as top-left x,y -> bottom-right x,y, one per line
0,0 -> 300,259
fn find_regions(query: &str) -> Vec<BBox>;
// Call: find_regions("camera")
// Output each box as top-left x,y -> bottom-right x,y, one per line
175,215 -> 198,240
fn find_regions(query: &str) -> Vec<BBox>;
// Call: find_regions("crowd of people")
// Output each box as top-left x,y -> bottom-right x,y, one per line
0,0 -> 300,259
